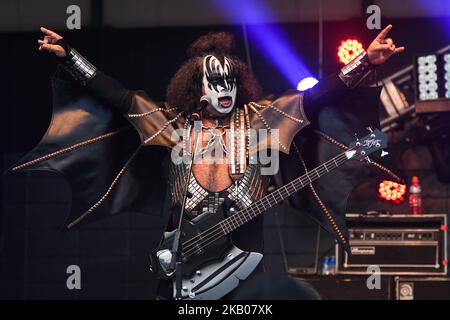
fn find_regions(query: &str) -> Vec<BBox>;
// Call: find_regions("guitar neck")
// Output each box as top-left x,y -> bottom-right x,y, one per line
219,150 -> 351,236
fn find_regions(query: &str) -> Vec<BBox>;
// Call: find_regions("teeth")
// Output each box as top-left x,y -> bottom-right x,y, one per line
219,97 -> 232,108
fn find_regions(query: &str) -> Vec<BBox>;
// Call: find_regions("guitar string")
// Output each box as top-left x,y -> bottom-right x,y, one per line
179,150 -> 347,249
181,152 -> 348,254
181,154 -> 349,260
181,153 -> 349,259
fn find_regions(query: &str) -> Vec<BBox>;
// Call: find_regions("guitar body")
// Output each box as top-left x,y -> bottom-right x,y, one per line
149,129 -> 388,299
150,206 -> 263,299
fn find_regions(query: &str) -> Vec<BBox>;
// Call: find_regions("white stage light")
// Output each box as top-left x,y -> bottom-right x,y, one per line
297,77 -> 319,92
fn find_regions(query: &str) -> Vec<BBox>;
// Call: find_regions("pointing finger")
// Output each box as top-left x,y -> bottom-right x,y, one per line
376,24 -> 392,41
40,27 -> 61,40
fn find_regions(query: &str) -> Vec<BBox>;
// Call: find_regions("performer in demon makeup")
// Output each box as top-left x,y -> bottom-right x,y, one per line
10,26 -> 404,299
202,55 -> 237,114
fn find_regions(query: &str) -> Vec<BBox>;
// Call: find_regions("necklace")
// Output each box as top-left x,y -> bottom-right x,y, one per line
198,127 -> 229,156
183,118 -> 230,157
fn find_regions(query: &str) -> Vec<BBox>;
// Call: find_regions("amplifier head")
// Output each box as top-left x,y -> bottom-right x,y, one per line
336,214 -> 447,276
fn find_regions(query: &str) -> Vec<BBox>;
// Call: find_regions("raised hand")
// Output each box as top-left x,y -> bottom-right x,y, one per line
37,27 -> 66,58
367,24 -> 405,65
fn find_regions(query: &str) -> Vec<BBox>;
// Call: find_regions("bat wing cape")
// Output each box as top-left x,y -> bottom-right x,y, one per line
6,73 -> 170,232
6,73 -> 402,251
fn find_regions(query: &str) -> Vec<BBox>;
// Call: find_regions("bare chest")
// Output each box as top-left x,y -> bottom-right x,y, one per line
190,125 -> 234,192
192,162 -> 232,192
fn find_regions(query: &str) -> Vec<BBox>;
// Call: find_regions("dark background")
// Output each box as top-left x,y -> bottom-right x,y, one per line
1,14 -> 450,298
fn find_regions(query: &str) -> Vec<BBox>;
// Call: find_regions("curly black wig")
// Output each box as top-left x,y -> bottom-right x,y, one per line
166,32 -> 262,113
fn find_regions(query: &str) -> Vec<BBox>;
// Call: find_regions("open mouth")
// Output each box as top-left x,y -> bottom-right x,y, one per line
218,97 -> 233,108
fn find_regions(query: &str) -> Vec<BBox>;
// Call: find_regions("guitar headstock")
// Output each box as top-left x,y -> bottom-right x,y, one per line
346,128 -> 388,161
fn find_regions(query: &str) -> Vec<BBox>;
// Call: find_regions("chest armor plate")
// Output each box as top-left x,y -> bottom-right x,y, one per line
167,161 -> 266,221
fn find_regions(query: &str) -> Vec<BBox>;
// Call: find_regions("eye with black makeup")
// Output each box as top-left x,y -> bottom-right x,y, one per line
209,76 -> 222,84
207,74 -> 227,89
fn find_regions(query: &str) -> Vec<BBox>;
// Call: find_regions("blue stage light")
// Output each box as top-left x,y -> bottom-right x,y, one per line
212,0 -> 312,87
297,77 -> 319,91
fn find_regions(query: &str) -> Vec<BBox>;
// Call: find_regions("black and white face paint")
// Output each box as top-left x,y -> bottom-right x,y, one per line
202,55 -> 237,114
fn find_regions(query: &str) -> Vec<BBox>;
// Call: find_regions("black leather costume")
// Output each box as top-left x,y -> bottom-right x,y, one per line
9,41 -> 400,285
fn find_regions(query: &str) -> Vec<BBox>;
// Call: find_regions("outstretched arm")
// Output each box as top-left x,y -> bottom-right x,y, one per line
303,24 -> 404,118
38,27 -> 132,114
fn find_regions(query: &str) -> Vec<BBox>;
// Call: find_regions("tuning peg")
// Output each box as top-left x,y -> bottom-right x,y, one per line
366,126 -> 373,133
365,157 -> 372,163
381,150 -> 389,157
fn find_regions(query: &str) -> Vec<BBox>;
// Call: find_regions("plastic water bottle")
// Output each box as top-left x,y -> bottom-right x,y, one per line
409,176 -> 422,215
328,256 -> 336,275
322,256 -> 336,275
321,257 -> 330,275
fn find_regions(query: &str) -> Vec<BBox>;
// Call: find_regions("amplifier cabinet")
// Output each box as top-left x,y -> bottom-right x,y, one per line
395,277 -> 450,300
336,214 -> 447,276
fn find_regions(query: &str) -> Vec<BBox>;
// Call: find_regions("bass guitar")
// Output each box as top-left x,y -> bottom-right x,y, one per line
150,129 -> 388,299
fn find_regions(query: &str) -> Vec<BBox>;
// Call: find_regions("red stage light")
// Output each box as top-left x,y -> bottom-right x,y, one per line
337,39 -> 364,65
378,180 -> 406,204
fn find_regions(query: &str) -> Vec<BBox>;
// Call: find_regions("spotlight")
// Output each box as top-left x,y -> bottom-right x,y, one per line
297,77 -> 318,92
378,180 -> 406,204
414,48 -> 450,113
337,39 -> 364,65
445,54 -> 450,98
417,55 -> 438,101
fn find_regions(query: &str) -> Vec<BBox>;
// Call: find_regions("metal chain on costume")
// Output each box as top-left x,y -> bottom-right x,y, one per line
143,111 -> 184,144
182,118 -> 192,157
292,142 -> 347,245
199,128 -> 229,156
12,127 -> 129,171
369,160 -> 402,182
244,104 -> 252,161
183,118 -> 229,157
67,145 -> 142,229
229,110 -> 236,174
127,107 -> 179,118
202,119 -> 230,156
236,108 -> 247,174
248,101 -> 304,124
314,129 -> 402,182
229,108 -> 248,178
247,103 -> 289,152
